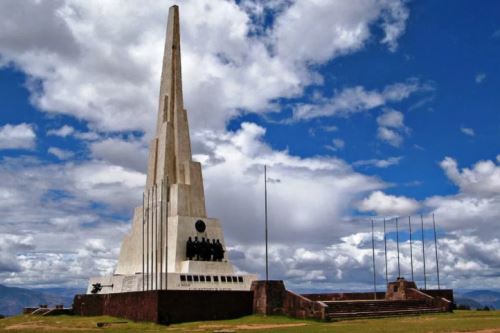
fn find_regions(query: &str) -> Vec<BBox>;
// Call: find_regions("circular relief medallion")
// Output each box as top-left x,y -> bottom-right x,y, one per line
195,219 -> 206,233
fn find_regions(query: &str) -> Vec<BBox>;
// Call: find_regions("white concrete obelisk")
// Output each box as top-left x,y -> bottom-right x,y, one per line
87,5 -> 255,294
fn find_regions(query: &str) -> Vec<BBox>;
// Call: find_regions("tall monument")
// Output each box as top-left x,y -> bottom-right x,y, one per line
87,5 -> 255,294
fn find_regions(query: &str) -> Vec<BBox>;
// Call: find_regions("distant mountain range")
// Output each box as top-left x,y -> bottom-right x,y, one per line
455,290 -> 500,309
0,284 -> 84,316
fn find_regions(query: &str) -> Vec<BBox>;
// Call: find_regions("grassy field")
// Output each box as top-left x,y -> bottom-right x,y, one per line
0,311 -> 499,332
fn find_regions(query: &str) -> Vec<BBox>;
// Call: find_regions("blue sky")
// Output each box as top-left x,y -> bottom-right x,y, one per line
0,0 -> 499,291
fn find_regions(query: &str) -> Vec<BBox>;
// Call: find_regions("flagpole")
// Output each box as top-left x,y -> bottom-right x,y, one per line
396,217 -> 401,278
409,216 -> 414,282
421,214 -> 427,290
384,218 -> 388,284
264,165 -> 269,281
371,219 -> 377,299
433,214 -> 440,289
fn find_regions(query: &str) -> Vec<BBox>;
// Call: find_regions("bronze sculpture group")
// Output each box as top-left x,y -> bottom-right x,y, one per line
186,237 -> 225,261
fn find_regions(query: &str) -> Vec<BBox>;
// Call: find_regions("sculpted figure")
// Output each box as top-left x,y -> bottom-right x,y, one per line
186,236 -> 194,260
193,236 -> 200,260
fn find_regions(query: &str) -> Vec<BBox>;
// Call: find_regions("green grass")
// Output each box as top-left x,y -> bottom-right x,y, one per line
0,311 -> 499,332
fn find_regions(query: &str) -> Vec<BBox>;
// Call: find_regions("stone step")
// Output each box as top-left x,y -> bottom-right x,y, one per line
30,308 -> 51,316
324,300 -> 433,314
326,307 -> 443,319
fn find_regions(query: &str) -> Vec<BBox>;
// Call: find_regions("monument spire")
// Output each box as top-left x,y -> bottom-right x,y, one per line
145,5 -> 205,217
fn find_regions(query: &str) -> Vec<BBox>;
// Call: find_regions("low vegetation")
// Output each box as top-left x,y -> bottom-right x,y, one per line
0,311 -> 499,332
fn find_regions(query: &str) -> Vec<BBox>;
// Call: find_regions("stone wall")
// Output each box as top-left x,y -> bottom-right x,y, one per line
73,290 -> 253,324
302,292 -> 385,301
73,291 -> 158,322
250,280 -> 326,320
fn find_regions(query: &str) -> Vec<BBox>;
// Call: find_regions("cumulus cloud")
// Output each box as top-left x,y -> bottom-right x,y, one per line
231,228 -> 500,290
376,109 -> 408,147
440,156 -> 500,197
0,0 -> 410,135
47,125 -> 75,137
0,156 -> 140,287
90,137 -> 148,172
48,147 -> 74,160
0,123 -> 36,150
357,190 -> 420,216
423,156 -> 500,238
294,79 -> 430,120
198,122 -> 384,245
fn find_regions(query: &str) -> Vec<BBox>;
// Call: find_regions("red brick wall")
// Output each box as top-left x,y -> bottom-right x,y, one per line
73,290 -> 253,324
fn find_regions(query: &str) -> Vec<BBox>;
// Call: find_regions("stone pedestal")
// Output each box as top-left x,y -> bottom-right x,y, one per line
385,277 -> 418,300
251,280 -> 287,315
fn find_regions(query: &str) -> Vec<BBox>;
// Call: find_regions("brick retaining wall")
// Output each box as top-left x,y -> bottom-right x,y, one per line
73,290 -> 253,324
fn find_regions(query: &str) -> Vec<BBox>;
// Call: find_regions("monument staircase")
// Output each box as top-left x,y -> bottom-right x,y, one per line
252,278 -> 453,322
323,299 -> 445,320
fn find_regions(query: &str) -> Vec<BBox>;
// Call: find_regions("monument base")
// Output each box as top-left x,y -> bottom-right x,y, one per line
73,290 -> 253,324
73,279 -> 454,324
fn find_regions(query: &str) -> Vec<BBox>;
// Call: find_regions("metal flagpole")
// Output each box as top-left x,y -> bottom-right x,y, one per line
160,180 -> 163,290
154,184 -> 158,290
384,218 -> 388,284
433,214 -> 440,289
264,165 -> 269,281
371,219 -> 377,299
396,217 -> 401,278
150,186 -> 154,290
142,192 -> 145,291
409,216 -> 414,282
421,214 -> 427,290
165,177 -> 169,291
146,188 -> 150,290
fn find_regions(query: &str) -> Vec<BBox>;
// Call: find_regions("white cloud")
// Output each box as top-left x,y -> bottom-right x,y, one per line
274,0 -> 408,65
423,156 -> 500,237
0,0 -> 410,135
475,73 -> 486,84
353,156 -> 402,168
48,147 -> 74,160
90,137 -> 148,172
379,0 -> 409,52
294,79 -> 429,120
0,123 -> 36,150
377,109 -> 404,128
0,157 -> 134,287
357,190 -> 420,216
325,138 -> 345,152
377,127 -> 402,147
198,122 -> 384,244
440,156 -> 500,197
460,126 -> 475,137
47,125 -> 75,137
74,131 -> 100,141
376,109 -> 408,147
